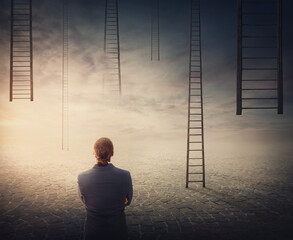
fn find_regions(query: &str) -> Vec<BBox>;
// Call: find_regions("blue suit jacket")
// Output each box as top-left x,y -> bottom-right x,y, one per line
78,163 -> 133,217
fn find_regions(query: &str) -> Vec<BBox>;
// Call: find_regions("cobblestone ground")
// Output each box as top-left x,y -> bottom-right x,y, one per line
0,147 -> 293,240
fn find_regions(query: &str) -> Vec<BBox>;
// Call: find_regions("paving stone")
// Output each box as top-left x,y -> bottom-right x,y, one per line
0,154 -> 292,240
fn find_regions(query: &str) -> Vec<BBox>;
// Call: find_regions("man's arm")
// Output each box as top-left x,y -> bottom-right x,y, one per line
77,176 -> 86,206
125,172 -> 133,206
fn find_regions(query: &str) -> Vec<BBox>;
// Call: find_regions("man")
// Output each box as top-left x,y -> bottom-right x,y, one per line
78,137 -> 133,240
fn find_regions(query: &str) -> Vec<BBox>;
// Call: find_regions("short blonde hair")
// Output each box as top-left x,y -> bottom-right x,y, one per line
94,137 -> 114,162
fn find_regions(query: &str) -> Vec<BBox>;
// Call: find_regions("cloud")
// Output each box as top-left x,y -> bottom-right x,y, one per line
0,0 -> 292,163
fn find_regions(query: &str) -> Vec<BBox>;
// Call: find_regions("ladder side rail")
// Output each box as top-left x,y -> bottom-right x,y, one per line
10,0 -> 14,101
151,0 -> 159,61
198,0 -> 205,188
237,0 -> 242,115
104,0 -> 108,52
151,0 -> 153,60
29,0 -> 33,101
115,0 -> 122,95
157,0 -> 160,61
277,0 -> 283,114
62,0 -> 69,150
186,0 -> 193,188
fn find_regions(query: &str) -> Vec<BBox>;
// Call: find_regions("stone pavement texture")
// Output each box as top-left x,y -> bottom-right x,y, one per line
0,148 -> 292,240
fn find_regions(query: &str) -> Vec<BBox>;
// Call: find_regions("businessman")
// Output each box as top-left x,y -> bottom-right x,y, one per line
78,137 -> 133,240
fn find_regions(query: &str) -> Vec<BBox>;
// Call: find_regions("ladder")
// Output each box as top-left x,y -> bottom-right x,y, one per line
62,0 -> 69,150
237,0 -> 283,115
186,0 -> 205,188
151,0 -> 160,61
10,0 -> 33,101
104,0 -> 121,95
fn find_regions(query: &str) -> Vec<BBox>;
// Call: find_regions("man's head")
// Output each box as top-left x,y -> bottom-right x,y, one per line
94,137 -> 114,162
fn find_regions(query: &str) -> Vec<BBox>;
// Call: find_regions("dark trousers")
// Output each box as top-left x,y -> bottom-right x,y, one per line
84,212 -> 128,240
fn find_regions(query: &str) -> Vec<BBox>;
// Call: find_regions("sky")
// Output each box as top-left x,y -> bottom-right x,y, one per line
0,0 -> 292,164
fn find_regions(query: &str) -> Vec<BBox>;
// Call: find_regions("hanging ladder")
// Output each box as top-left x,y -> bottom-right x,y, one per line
104,0 -> 121,95
237,0 -> 283,115
10,0 -> 33,101
186,0 -> 205,188
62,0 -> 69,150
151,0 -> 160,61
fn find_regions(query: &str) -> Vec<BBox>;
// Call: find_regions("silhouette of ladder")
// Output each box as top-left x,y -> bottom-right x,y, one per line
186,0 -> 205,188
10,0 -> 33,101
237,0 -> 283,114
104,0 -> 121,95
151,0 -> 160,61
62,0 -> 69,150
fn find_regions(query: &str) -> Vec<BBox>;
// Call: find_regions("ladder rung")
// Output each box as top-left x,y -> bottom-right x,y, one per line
242,57 -> 277,59
189,141 -> 202,143
190,134 -> 202,136
189,158 -> 202,160
189,173 -> 203,175
242,79 -> 277,82
12,80 -> 30,81
189,165 -> 203,167
188,181 -> 203,183
242,35 -> 277,38
12,98 -> 31,99
242,88 -> 277,90
242,46 -> 277,48
242,12 -> 276,15
243,24 -> 277,26
242,1 -> 277,3
242,107 -> 277,109
12,75 -> 29,77
12,25 -> 30,27
189,149 -> 202,151
189,127 -> 202,129
242,68 -> 277,70
242,98 -> 277,100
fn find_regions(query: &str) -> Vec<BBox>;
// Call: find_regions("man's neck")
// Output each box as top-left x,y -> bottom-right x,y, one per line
97,160 -> 109,167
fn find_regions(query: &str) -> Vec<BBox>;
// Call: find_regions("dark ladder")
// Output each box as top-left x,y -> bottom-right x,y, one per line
10,0 -> 33,101
151,0 -> 160,61
186,0 -> 205,188
104,0 -> 121,95
62,0 -> 69,150
237,0 -> 283,114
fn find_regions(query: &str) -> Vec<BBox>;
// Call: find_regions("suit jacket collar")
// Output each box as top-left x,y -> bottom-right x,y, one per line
93,163 -> 114,169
